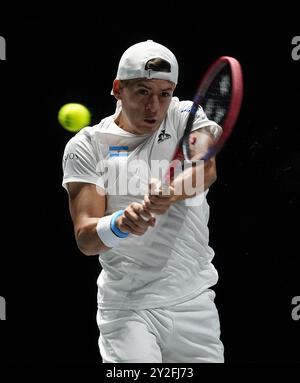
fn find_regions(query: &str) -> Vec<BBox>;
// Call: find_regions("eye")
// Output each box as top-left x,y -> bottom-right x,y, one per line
136,88 -> 149,96
161,91 -> 172,98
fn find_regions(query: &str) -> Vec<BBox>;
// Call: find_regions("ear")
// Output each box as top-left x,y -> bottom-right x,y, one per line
112,80 -> 121,99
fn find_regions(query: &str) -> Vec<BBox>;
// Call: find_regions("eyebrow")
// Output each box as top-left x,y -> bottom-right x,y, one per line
135,82 -> 174,92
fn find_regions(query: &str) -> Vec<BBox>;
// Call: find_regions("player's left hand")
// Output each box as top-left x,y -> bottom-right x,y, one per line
143,156 -> 217,214
143,179 -> 178,215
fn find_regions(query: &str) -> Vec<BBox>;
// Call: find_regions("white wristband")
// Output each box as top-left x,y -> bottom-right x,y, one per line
96,213 -> 128,248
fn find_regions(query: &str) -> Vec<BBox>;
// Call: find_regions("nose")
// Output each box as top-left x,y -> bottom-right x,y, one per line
145,95 -> 159,112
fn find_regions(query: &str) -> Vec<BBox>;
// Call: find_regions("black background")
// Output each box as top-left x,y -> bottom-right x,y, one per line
0,3 -> 299,366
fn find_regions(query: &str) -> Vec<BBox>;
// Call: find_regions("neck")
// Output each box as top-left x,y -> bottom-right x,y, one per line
114,112 -> 138,135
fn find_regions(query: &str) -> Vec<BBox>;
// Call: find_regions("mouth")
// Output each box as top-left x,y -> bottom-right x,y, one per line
144,117 -> 157,125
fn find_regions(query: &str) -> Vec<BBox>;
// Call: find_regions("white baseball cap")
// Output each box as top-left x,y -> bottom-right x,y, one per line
115,40 -> 179,85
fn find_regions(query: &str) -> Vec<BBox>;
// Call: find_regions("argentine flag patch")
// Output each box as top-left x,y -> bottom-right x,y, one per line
109,146 -> 129,157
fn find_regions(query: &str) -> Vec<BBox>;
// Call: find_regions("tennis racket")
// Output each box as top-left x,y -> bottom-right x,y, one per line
165,55 -> 243,184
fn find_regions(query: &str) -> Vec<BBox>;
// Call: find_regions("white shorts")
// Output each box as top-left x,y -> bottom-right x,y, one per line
96,289 -> 224,363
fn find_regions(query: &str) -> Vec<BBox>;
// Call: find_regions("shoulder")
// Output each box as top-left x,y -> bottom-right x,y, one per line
167,97 -> 193,116
62,124 -> 102,165
65,124 -> 94,144
166,97 -> 195,131
167,97 -> 220,130
168,97 -> 208,120
63,116 -> 113,152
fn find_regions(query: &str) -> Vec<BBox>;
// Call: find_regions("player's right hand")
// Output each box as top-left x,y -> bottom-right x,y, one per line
116,203 -> 156,236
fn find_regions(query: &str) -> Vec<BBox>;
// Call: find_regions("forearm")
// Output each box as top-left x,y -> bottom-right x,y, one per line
75,204 -> 154,255
171,157 -> 217,201
75,217 -> 110,256
144,158 -> 217,213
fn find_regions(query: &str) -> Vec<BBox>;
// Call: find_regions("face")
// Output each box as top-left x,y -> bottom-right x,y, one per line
113,78 -> 175,135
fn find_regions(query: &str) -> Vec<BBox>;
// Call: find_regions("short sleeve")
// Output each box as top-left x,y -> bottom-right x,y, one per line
62,132 -> 101,191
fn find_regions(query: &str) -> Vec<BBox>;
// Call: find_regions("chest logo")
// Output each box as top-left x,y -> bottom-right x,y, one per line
157,129 -> 171,143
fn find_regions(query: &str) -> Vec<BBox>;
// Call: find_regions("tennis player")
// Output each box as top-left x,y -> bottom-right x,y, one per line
62,40 -> 224,363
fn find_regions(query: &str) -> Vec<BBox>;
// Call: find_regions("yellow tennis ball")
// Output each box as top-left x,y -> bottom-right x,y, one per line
58,103 -> 91,132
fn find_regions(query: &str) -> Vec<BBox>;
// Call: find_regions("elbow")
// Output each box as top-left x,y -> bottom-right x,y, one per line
77,243 -> 98,256
75,226 -> 101,256
211,170 -> 217,185
209,171 -> 217,188
204,157 -> 217,188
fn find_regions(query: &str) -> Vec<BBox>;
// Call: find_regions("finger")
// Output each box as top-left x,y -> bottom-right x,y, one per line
135,207 -> 154,225
149,194 -> 173,206
143,195 -> 153,209
140,209 -> 152,222
124,209 -> 151,231
130,202 -> 155,218
140,203 -> 154,221
149,178 -> 161,195
133,203 -> 153,218
121,222 -> 145,236
124,208 -> 140,222
144,202 -> 168,213
150,184 -> 174,198
140,207 -> 156,225
122,218 -> 147,234
144,204 -> 170,214
148,217 -> 156,226
148,207 -> 168,215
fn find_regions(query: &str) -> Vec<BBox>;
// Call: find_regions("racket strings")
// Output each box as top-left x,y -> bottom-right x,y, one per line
201,65 -> 232,127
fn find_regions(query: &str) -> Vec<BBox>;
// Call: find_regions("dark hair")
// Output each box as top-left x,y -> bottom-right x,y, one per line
144,58 -> 171,73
